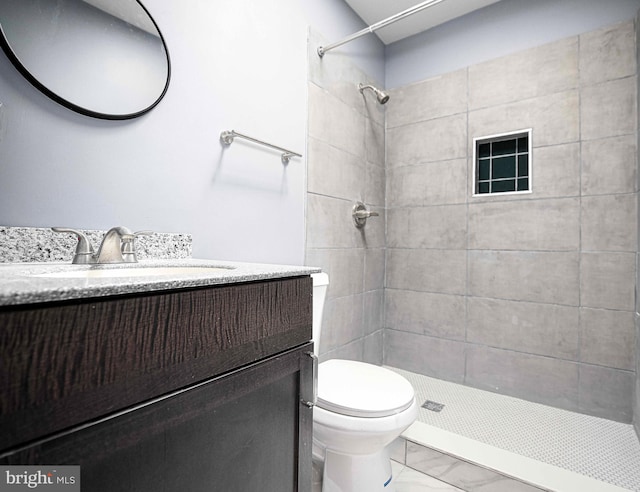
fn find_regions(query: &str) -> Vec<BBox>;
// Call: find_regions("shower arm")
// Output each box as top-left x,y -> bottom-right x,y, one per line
318,0 -> 446,57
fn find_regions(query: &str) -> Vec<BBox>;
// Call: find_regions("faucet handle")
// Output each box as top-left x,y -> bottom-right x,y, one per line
121,230 -> 153,263
52,227 -> 95,264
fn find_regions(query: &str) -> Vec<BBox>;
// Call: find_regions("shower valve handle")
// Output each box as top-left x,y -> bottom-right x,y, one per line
352,202 -> 378,228
353,210 -> 379,219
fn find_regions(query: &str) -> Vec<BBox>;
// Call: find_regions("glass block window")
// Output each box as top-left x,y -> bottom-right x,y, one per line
474,129 -> 531,195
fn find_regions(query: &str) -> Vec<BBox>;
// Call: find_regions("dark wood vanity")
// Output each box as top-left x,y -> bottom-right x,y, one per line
0,275 -> 314,491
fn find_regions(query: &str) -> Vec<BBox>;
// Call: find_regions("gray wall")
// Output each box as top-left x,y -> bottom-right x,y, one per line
385,0 -> 640,88
384,20 -> 638,423
0,0 -> 384,265
305,29 -> 385,363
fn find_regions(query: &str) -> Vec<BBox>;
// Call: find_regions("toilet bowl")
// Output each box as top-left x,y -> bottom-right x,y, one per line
311,273 -> 418,492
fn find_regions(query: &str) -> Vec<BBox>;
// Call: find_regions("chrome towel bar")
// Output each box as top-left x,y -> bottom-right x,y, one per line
220,130 -> 302,164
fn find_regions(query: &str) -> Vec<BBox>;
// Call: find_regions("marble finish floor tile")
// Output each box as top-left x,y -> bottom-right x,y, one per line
312,460 -> 459,492
393,462 -> 465,491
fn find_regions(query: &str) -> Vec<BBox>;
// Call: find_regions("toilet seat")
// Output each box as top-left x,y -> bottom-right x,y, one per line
317,360 -> 415,418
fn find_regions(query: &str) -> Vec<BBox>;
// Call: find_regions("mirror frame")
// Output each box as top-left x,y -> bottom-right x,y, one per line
0,0 -> 171,120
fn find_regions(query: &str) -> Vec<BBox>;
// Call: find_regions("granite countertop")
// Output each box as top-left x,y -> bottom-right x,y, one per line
0,259 -> 320,307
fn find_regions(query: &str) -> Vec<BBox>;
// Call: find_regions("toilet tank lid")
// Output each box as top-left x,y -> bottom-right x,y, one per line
311,271 -> 329,286
317,359 -> 415,418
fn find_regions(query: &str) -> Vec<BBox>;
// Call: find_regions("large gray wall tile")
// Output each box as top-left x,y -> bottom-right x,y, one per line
580,252 -> 636,310
580,20 -> 636,86
466,346 -> 580,411
581,76 -> 637,141
363,331 -> 383,365
387,69 -> 468,128
308,82 -> 365,157
364,120 -> 386,207
321,338 -> 364,364
469,37 -> 578,110
387,205 -> 467,249
364,290 -> 384,335
320,294 -> 365,353
305,247 -> 364,299
386,289 -> 466,340
580,308 -> 635,370
469,251 -> 579,305
467,297 -> 579,359
385,330 -> 466,383
582,135 -> 637,196
387,113 -> 467,167
579,365 -> 635,422
306,194 -> 365,249
386,159 -> 468,207
581,194 -> 637,252
468,198 -> 580,251
365,162 -> 385,207
468,90 -> 579,148
531,143 -> 581,198
307,136 -> 364,200
364,247 -> 385,291
365,118 -> 385,167
387,248 -> 467,295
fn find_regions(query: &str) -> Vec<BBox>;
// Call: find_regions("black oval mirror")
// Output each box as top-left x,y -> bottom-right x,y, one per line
0,0 -> 170,120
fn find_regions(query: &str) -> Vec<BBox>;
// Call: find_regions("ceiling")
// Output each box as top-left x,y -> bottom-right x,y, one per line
343,0 -> 503,45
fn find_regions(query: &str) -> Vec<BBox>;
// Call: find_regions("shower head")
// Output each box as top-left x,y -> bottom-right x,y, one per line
358,83 -> 390,105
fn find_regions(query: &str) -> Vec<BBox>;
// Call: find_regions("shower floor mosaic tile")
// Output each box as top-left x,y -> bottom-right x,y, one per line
388,367 -> 640,491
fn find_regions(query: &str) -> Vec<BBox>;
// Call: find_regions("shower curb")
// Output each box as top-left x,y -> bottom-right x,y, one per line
392,436 -> 548,491
395,423 -> 632,492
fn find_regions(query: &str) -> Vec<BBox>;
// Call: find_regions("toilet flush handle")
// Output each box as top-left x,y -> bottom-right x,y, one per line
301,351 -> 318,408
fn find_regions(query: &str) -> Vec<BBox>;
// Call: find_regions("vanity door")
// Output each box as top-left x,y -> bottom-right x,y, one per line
0,343 -> 314,492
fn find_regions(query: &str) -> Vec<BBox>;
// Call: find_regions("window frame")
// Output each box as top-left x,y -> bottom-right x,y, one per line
472,129 -> 532,197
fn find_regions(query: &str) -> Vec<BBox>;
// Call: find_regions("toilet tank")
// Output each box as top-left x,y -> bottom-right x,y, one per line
311,272 -> 329,355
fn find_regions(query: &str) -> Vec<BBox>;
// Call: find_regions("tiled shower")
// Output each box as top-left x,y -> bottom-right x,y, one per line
385,20 -> 637,424
306,16 -> 639,435
306,29 -> 387,364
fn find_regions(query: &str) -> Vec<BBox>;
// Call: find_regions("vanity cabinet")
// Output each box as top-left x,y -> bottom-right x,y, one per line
0,276 -> 314,491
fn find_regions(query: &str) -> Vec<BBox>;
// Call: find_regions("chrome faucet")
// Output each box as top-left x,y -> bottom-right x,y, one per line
95,227 -> 139,263
52,227 -> 152,264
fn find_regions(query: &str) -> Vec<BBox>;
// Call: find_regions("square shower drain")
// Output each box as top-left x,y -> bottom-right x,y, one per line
422,400 -> 445,412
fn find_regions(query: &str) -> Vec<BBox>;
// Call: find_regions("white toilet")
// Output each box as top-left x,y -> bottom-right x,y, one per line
311,272 -> 418,492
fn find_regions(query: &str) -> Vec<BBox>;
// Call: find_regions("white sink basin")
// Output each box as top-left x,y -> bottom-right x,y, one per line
32,266 -> 233,279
